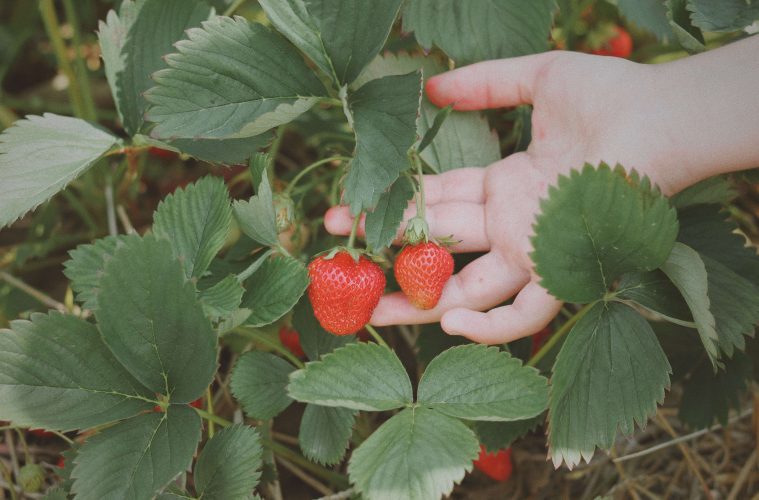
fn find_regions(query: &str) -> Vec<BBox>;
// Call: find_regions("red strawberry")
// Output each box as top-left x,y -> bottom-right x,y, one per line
531,327 -> 552,356
279,326 -> 305,357
189,397 -> 203,409
307,251 -> 386,335
591,26 -> 633,58
394,242 -> 454,310
474,445 -> 513,482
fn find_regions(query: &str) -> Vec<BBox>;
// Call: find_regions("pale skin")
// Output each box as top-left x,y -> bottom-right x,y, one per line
325,35 -> 759,344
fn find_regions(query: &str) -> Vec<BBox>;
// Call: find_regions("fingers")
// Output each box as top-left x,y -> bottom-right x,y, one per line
370,252 -> 529,326
424,167 -> 487,205
425,52 -> 559,111
440,280 -> 562,345
324,202 -> 489,252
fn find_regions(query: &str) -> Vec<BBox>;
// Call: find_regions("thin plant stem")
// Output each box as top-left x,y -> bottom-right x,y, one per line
266,440 -> 350,488
284,156 -> 350,197
61,189 -> 99,234
236,328 -> 305,369
105,175 -> 118,237
412,153 -> 426,220
62,0 -> 97,121
275,456 -> 333,496
194,408 -> 231,428
364,325 -> 389,349
39,0 -> 87,119
347,214 -> 361,249
0,271 -> 65,311
206,387 -> 215,438
527,302 -> 594,367
223,0 -> 248,16
0,459 -> 18,500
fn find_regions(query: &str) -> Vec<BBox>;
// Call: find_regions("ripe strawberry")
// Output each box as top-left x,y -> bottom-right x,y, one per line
591,26 -> 633,58
307,251 -> 386,335
473,445 -> 513,482
394,242 -> 454,310
279,326 -> 305,357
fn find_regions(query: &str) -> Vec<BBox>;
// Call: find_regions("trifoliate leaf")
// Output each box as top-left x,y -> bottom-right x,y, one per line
0,312 -> 153,431
288,343 -> 413,411
299,405 -> 356,465
417,344 -> 549,421
0,114 -> 117,228
195,424 -> 263,499
231,351 -> 295,420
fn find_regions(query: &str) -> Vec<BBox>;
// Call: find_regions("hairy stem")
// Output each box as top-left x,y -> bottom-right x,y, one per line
364,324 -> 389,349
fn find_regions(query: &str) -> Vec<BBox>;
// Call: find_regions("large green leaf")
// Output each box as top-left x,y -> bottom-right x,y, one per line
145,16 -> 326,140
532,164 -> 679,303
292,296 -> 356,362
198,275 -> 245,322
687,0 -> 759,32
0,312 -> 153,431
348,407 -> 479,500
288,343 -> 413,411
233,174 -> 279,247
195,424 -> 263,499
670,176 -> 736,209
549,302 -> 671,468
475,415 -> 543,453
98,0 -> 212,136
0,114 -> 117,228
402,0 -> 555,64
344,73 -> 422,214
659,243 -> 720,365
616,270 -> 692,324
96,236 -> 218,403
617,0 -> 674,41
299,405 -> 357,465
679,351 -> 752,429
353,53 -> 501,172
71,406 -> 201,500
365,176 -> 415,251
63,234 -> 139,311
153,176 -> 232,279
302,0 -> 403,84
417,345 -> 549,421
241,255 -> 310,327
677,205 -> 759,283
230,351 -> 295,420
258,0 -> 333,76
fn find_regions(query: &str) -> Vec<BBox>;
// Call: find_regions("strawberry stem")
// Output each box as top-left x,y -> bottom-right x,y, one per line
412,153 -> 426,221
347,213 -> 361,249
284,156 -> 351,196
364,324 -> 389,349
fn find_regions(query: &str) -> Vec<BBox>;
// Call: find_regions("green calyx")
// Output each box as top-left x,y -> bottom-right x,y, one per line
403,216 -> 430,245
321,246 -> 385,265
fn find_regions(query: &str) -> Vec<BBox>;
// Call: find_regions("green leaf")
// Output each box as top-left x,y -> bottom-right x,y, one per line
96,235 -> 218,403
231,351 -> 296,420
701,255 -> 759,357
617,270 -> 693,324
549,302 -> 671,468
41,488 -> 68,500
302,0 -> 404,84
532,164 -> 679,303
617,0 -> 674,41
0,312 -> 153,431
241,255 -> 310,327
354,53 -> 500,173
344,73 -> 421,214
679,351 -> 752,429
292,296 -> 356,362
402,0 -> 555,64
299,405 -> 357,465
417,105 -> 453,154
258,0 -> 333,76
195,424 -> 263,499
63,234 -> 139,311
97,0 -> 212,136
670,176 -> 736,209
475,415 -> 543,453
233,174 -> 279,247
659,242 -> 720,365
417,345 -> 549,421
134,134 -> 273,167
71,406 -> 201,500
153,176 -> 233,279
348,407 -> 479,500
687,0 -> 759,32
145,16 -> 326,140
288,343 -> 413,411
677,205 -> 759,283
0,114 -> 117,228
666,0 -> 705,53
365,176 -> 415,251
198,275 -> 245,322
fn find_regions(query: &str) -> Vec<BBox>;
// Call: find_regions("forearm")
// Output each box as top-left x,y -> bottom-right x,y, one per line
648,35 -> 759,191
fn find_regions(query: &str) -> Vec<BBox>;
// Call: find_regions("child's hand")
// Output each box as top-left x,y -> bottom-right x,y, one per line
325,39 -> 759,344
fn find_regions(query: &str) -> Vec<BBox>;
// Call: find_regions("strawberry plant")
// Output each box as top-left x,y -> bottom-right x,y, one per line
0,0 -> 758,499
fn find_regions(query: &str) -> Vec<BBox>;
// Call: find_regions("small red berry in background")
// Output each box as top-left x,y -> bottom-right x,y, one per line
591,26 -> 633,58
531,326 -> 553,356
148,146 -> 177,160
473,445 -> 513,482
279,326 -> 305,357
189,397 -> 203,409
29,429 -> 54,439
57,456 -> 65,469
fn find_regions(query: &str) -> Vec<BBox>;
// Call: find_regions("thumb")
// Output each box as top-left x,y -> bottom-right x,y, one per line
426,51 -> 558,111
